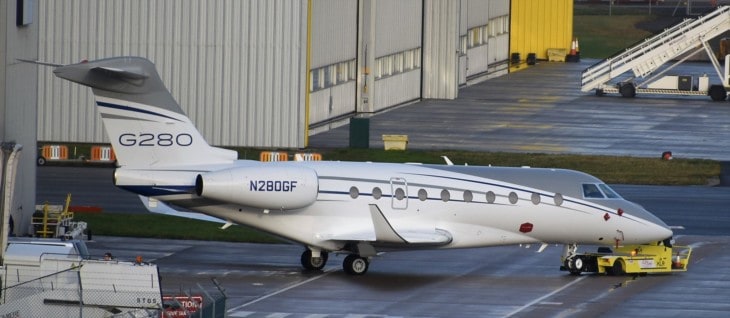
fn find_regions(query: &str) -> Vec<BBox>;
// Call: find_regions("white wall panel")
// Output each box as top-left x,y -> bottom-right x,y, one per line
375,0 -> 422,57
373,71 -> 421,112
490,33 -> 510,67
37,0 -> 307,148
309,82 -> 357,125
311,0 -> 357,68
422,0 -> 458,99
466,0 -> 490,28
489,0 -> 510,18
467,45 -> 490,76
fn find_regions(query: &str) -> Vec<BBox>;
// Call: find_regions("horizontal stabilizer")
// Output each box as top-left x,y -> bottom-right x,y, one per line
139,196 -> 226,224
92,66 -> 149,80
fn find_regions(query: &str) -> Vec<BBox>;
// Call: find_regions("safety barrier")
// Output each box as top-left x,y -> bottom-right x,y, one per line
294,153 -> 322,161
260,151 -> 324,162
259,151 -> 289,162
41,145 -> 68,160
90,146 -> 116,162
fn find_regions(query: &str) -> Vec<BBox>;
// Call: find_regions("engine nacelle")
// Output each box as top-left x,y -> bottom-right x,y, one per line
195,166 -> 318,210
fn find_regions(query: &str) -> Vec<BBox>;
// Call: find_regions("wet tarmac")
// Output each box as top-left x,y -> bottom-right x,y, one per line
86,234 -> 730,318
310,59 -> 730,161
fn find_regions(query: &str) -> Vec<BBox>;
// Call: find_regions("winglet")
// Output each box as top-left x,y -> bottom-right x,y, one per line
368,205 -> 453,245
369,205 -> 408,244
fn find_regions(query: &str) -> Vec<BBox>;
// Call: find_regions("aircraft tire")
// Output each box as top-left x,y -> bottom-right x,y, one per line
609,259 -> 625,276
300,250 -> 328,270
619,83 -> 636,98
709,85 -> 727,101
568,256 -> 584,275
343,254 -> 369,275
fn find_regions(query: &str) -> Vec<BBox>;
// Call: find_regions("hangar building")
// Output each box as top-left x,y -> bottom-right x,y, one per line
1,0 -> 573,234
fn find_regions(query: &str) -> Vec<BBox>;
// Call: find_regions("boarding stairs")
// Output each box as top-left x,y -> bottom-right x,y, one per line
580,6 -> 730,99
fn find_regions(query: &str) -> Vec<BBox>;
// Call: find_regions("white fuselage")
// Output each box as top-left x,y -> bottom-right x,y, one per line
115,160 -> 673,253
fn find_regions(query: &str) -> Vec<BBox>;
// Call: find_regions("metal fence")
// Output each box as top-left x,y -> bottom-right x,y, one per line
0,263 -> 163,317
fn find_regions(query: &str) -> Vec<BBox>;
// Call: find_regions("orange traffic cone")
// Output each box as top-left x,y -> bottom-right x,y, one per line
567,38 -> 580,63
569,39 -> 577,56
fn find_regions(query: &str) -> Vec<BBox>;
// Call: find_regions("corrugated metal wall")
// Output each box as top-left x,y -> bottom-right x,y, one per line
37,0 -> 307,148
373,0 -> 422,110
374,0 -> 422,57
462,0 -> 510,79
510,0 -> 573,61
309,0 -> 357,125
423,0 -> 458,99
311,0 -> 357,68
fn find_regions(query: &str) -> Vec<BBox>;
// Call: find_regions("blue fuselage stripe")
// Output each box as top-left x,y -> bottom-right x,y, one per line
97,101 -> 182,122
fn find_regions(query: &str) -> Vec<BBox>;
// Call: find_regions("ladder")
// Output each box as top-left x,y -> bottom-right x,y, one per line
580,6 -> 730,95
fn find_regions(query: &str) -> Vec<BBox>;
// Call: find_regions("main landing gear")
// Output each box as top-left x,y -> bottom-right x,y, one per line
300,249 -> 370,275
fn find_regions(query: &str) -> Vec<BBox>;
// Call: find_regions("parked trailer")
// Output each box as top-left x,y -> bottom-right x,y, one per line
561,241 -> 692,275
0,238 -> 162,316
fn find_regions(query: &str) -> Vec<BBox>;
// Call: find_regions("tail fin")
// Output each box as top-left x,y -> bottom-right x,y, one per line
53,57 -> 236,168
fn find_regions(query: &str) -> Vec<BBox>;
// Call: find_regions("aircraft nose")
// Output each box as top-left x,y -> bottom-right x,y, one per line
646,222 -> 674,242
624,203 -> 674,243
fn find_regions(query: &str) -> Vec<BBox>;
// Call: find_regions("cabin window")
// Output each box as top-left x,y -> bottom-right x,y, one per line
531,193 -> 540,205
372,187 -> 382,199
508,192 -> 518,204
440,189 -> 450,202
463,190 -> 473,203
486,191 -> 496,203
582,184 -> 604,198
554,193 -> 564,206
395,188 -> 406,200
418,189 -> 428,201
349,186 -> 359,199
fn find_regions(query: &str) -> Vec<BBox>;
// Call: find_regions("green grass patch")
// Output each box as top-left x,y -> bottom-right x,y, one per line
75,213 -> 282,243
318,149 -> 720,185
574,15 -> 655,59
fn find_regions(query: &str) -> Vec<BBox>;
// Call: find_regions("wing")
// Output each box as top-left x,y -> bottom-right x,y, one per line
139,196 -> 227,224
322,204 -> 453,246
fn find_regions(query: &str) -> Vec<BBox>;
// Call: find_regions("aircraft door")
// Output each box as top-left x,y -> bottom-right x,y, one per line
390,177 -> 408,210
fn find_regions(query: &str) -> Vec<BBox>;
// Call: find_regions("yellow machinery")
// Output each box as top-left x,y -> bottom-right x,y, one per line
32,194 -> 87,239
562,241 -> 692,276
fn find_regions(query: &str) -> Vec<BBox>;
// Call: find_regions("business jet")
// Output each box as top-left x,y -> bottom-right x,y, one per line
51,57 -> 674,275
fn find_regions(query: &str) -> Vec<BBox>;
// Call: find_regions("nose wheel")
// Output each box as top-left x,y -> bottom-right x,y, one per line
343,254 -> 369,275
301,249 -> 328,270
566,255 -> 586,275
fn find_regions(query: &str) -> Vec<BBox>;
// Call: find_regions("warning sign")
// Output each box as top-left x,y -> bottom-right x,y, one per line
161,295 -> 203,318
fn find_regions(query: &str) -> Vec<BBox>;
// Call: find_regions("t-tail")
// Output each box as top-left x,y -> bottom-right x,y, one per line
53,57 -> 237,168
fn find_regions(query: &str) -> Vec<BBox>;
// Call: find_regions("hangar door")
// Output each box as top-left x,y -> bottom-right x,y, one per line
309,0 -> 359,126
459,0 -> 510,84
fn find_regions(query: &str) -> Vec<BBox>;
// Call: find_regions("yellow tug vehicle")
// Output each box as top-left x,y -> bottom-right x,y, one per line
562,241 -> 692,276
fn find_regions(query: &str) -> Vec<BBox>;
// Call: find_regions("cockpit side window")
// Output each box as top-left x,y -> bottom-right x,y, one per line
582,184 -> 604,198
598,184 -> 621,199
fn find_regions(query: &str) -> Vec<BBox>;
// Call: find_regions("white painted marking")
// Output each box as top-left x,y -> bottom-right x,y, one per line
227,268 -> 336,313
503,276 -> 587,317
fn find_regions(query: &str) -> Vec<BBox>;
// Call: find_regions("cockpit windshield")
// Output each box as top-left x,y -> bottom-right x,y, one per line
598,184 -> 621,198
582,183 -> 622,199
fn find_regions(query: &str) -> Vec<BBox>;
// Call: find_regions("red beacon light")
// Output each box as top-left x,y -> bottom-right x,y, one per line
617,208 -> 624,216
